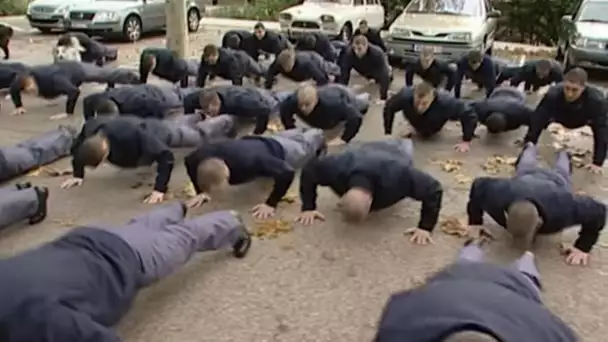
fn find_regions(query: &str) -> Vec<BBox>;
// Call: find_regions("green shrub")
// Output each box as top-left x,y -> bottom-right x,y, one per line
0,0 -> 30,16
212,0 -> 299,21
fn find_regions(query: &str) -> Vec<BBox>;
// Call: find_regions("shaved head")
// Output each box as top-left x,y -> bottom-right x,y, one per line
507,200 -> 542,250
196,158 -> 229,194
340,188 -> 372,223
199,91 -> 221,117
78,134 -> 109,168
296,85 -> 318,115
443,330 -> 499,342
277,49 -> 296,72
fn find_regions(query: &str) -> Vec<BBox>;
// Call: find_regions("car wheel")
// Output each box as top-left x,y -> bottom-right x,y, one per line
187,8 -> 200,33
388,56 -> 403,68
563,49 -> 573,71
340,23 -> 353,42
556,46 -> 564,61
37,27 -> 53,34
122,15 -> 142,42
485,44 -> 493,56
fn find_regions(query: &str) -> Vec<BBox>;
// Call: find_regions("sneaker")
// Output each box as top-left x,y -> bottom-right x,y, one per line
29,186 -> 49,225
230,210 -> 252,258
16,182 -> 32,190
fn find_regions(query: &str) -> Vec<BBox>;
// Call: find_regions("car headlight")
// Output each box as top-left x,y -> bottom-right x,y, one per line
92,11 -> 120,22
390,27 -> 411,37
574,37 -> 605,49
26,4 -> 33,15
447,32 -> 472,41
320,15 -> 335,23
55,5 -> 72,15
279,13 -> 292,22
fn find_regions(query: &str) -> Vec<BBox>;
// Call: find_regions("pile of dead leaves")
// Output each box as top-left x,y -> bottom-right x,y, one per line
433,159 -> 463,173
570,148 -> 591,168
481,155 -> 517,175
251,219 -> 293,240
439,216 -> 468,237
26,167 -> 72,177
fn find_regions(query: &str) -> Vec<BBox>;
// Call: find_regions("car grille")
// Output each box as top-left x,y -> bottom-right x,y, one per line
31,5 -> 56,13
69,12 -> 96,21
412,31 -> 449,38
391,37 -> 469,46
292,21 -> 320,29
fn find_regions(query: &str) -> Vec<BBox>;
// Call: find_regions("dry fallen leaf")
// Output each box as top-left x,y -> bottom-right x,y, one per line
439,216 -> 468,237
252,219 -> 293,239
481,155 -> 516,175
52,218 -> 76,227
433,159 -> 462,173
42,167 -> 72,177
280,192 -> 297,204
454,173 -> 473,185
26,168 -> 43,177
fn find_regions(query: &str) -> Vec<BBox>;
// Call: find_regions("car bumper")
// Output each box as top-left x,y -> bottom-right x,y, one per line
280,26 -> 341,40
568,46 -> 608,70
27,14 -> 66,30
64,20 -> 122,35
386,38 -> 483,63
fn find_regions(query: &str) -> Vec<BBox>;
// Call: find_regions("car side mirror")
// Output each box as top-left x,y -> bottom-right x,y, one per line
487,10 -> 501,18
562,14 -> 573,23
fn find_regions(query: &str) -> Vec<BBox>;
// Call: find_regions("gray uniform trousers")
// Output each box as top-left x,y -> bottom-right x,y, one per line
106,202 -> 245,286
0,126 -> 77,182
516,143 -> 572,190
345,138 -> 414,166
143,114 -> 238,148
269,128 -> 326,169
80,63 -> 141,86
0,185 -> 39,231
458,244 -> 542,295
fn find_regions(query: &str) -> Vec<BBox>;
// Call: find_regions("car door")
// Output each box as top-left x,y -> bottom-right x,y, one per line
364,0 -> 384,29
353,0 -> 366,26
141,0 -> 165,30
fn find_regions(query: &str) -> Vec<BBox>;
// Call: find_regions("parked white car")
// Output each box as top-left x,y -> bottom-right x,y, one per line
385,0 -> 500,63
278,0 -> 385,41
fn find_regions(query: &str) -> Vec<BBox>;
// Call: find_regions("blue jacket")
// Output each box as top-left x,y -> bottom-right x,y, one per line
0,228 -> 140,342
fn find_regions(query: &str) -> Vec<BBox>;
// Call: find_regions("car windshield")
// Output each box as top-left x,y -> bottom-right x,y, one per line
577,2 -> 608,22
304,0 -> 350,4
404,0 -> 480,16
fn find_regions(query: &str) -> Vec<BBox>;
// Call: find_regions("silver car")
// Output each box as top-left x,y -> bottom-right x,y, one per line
557,0 -> 608,70
385,0 -> 500,63
26,0 -> 92,33
64,0 -> 205,42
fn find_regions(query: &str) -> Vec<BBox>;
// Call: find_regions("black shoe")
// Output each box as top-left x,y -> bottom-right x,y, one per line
29,187 -> 49,225
16,182 -> 32,190
230,211 -> 252,258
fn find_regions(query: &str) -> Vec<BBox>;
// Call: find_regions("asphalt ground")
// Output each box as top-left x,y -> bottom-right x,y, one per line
0,24 -> 607,342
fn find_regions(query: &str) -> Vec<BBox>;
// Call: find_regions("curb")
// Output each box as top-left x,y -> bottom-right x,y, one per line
200,17 -> 556,54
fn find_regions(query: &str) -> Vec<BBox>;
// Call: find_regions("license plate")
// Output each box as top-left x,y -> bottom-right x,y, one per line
414,45 -> 442,53
70,22 -> 88,29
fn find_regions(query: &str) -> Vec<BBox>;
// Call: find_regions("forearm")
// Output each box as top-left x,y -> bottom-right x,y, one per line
153,158 -> 174,193
265,172 -> 295,207
65,90 -> 81,115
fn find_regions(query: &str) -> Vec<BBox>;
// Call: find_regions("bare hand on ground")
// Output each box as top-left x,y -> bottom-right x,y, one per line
560,243 -> 589,266
61,177 -> 83,189
404,228 -> 434,245
50,113 -> 69,120
295,210 -> 325,225
250,203 -> 276,220
11,107 -> 26,116
143,190 -> 164,204
186,193 -> 210,208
